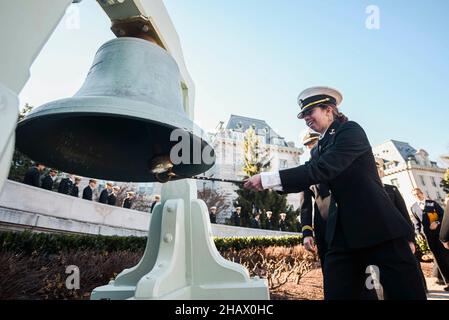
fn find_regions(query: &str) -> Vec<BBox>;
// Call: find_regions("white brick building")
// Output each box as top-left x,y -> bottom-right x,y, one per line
372,140 -> 447,211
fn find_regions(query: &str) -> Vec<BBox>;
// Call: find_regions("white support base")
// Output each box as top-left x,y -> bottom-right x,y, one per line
91,179 -> 269,300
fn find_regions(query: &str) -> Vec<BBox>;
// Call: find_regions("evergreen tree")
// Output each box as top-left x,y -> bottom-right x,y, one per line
233,126 -> 296,229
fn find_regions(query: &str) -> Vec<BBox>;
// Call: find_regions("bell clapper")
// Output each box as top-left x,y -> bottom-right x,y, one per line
148,155 -> 244,185
149,154 -> 175,183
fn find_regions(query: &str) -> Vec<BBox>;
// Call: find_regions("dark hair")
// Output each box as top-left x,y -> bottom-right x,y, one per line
319,103 -> 348,123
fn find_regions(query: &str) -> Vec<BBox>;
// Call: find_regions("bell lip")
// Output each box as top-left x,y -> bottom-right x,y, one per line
16,98 -> 215,182
18,95 -> 210,143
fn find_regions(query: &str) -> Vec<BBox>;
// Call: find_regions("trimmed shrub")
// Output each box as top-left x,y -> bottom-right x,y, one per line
0,231 -> 302,255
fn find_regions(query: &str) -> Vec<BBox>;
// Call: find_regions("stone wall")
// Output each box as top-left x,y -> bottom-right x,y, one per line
0,180 -> 298,238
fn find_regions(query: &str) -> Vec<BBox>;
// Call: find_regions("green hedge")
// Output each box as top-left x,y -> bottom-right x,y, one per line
0,231 -> 302,255
0,231 -> 146,254
214,235 -> 302,251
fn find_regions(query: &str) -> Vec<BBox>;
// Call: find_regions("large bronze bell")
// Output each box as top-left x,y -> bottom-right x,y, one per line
15,37 -> 215,182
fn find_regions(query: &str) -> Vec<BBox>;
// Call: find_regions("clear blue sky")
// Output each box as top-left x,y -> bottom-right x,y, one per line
19,0 -> 449,165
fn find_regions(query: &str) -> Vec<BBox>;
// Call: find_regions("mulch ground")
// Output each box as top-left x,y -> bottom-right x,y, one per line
270,261 -> 434,300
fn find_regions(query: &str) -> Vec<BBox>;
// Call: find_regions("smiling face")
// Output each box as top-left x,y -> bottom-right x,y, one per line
303,105 -> 334,134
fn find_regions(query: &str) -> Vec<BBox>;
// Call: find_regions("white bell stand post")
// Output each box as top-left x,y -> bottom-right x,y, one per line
91,179 -> 269,300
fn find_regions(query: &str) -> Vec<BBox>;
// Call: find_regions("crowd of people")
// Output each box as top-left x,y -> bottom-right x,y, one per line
208,205 -> 300,232
21,164 -> 159,210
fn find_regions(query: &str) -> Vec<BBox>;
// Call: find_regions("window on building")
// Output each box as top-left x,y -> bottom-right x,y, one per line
391,179 -> 400,188
279,159 -> 288,169
419,175 -> 426,186
430,177 -> 437,187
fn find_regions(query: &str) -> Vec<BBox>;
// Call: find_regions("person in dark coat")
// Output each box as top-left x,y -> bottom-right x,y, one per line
265,211 -> 274,230
300,131 -> 333,268
251,212 -> 261,229
411,188 -> 449,291
58,174 -> 74,195
82,179 -> 97,201
375,159 -> 428,293
40,169 -> 57,191
99,182 -> 113,204
230,207 -> 241,227
384,184 -> 415,242
107,186 -> 119,206
122,191 -> 135,209
209,206 -> 217,224
23,163 -> 45,187
244,86 -> 426,300
278,212 -> 290,231
70,177 -> 81,197
150,195 -> 161,213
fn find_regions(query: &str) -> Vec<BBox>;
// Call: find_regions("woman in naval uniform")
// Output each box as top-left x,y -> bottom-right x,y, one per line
244,86 -> 426,300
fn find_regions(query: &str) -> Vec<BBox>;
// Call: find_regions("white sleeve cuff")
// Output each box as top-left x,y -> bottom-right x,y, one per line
260,172 -> 283,191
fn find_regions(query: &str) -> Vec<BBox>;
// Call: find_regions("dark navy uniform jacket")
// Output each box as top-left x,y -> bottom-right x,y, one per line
383,184 -> 414,242
23,167 -> 41,187
99,189 -> 109,204
82,186 -> 93,201
58,178 -> 73,195
279,120 -> 413,249
41,175 -> 54,191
